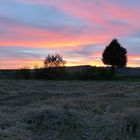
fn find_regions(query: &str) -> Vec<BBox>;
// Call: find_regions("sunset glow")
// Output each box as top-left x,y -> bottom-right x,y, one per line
0,0 -> 140,69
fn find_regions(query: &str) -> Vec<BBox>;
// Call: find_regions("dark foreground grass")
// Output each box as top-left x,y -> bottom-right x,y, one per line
0,80 -> 139,140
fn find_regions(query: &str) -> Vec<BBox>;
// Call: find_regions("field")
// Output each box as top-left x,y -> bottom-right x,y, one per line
0,80 -> 140,140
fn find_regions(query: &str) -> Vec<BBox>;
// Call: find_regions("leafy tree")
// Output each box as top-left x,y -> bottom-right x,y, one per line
44,54 -> 66,68
102,39 -> 127,71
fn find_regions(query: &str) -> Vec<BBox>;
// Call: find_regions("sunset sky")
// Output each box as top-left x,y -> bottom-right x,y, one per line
0,0 -> 140,69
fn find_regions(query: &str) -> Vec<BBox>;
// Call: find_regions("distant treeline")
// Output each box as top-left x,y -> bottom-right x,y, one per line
15,66 -> 114,80
14,66 -> 140,80
0,66 -> 140,80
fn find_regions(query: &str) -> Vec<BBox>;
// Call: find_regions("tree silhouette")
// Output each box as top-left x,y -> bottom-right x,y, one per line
44,54 -> 66,68
102,39 -> 127,71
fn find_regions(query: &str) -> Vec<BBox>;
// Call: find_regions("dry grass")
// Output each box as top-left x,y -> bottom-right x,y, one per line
0,80 -> 140,140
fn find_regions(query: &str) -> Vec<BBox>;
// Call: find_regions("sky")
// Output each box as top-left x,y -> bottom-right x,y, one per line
0,0 -> 140,69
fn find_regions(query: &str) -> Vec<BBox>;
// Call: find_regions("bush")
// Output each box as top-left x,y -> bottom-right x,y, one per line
94,68 -> 115,80
33,67 -> 68,80
73,67 -> 96,80
15,68 -> 31,79
15,66 -> 116,80
71,67 -> 115,80
33,68 -> 47,79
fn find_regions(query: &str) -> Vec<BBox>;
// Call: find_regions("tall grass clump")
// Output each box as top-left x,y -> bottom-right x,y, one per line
24,107 -> 90,140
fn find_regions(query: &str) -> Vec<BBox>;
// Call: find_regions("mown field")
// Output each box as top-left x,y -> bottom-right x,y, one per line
0,80 -> 140,140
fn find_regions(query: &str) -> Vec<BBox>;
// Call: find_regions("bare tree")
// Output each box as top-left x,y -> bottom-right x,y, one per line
44,54 -> 66,68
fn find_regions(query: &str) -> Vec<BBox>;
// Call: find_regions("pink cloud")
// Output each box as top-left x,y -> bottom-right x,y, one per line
0,0 -> 140,68
19,0 -> 140,25
18,0 -> 140,38
0,18 -> 111,49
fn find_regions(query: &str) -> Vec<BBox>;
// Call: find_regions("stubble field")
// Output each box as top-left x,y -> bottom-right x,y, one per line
0,80 -> 140,140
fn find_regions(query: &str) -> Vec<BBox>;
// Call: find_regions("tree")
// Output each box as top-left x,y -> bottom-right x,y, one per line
44,54 -> 66,68
102,39 -> 127,71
